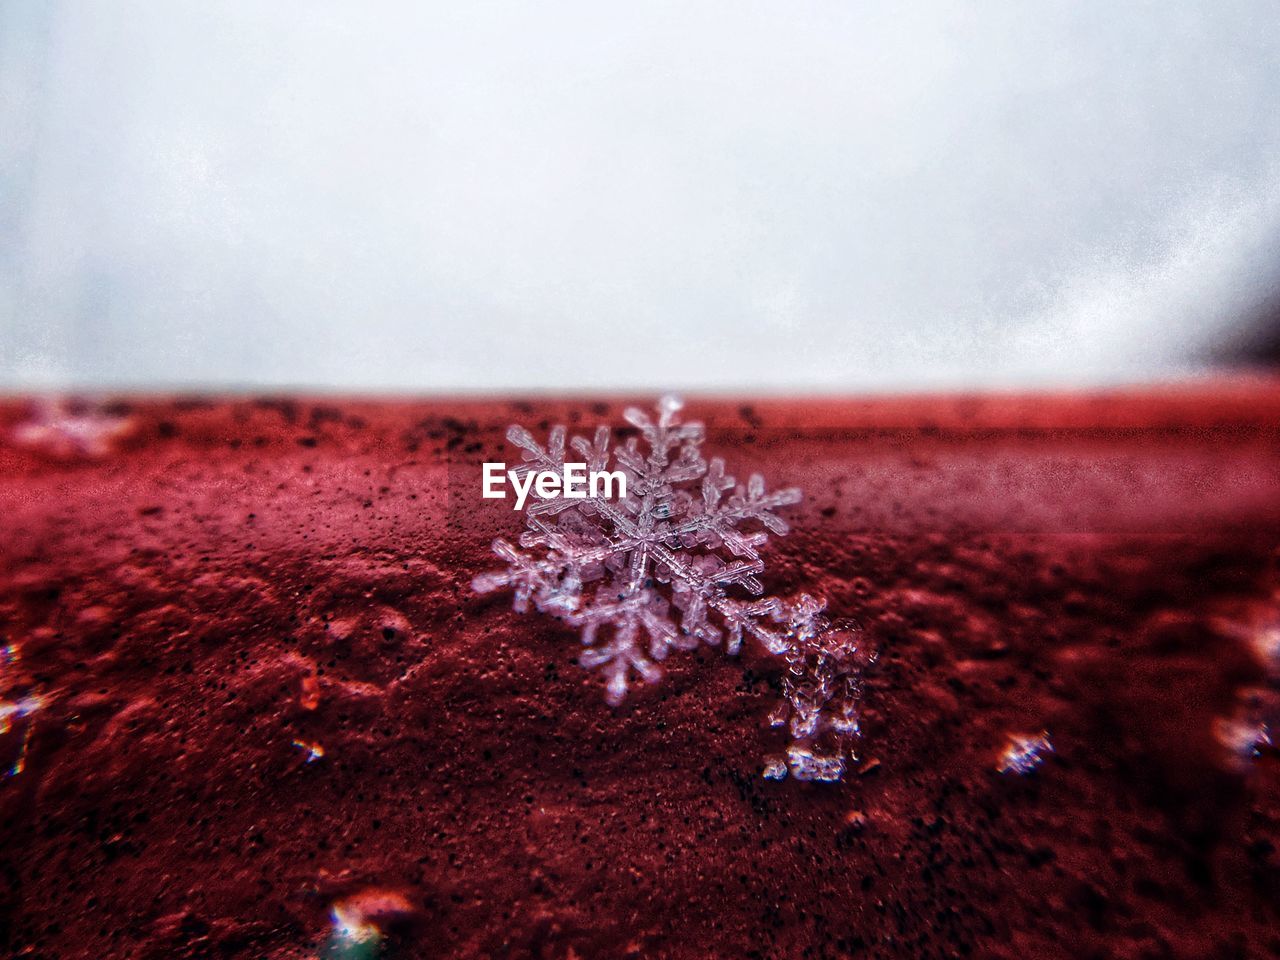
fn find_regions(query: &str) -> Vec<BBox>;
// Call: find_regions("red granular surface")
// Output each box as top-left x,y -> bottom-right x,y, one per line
2,381 -> 1280,959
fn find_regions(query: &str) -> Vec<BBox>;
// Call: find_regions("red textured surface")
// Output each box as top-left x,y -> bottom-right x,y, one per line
3,382 -> 1280,959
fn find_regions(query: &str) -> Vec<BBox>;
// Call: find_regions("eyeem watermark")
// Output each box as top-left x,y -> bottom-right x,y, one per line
483,463 -> 626,510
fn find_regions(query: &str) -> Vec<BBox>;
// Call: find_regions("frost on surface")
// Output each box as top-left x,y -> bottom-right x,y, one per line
473,396 -> 872,782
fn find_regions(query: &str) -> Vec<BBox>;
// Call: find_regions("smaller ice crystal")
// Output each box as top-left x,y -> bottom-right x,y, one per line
1214,687 -> 1276,771
785,744 -> 847,782
292,739 -> 325,763
331,904 -> 379,945
996,731 -> 1053,775
11,398 -> 132,458
762,757 -> 788,780
326,889 -> 413,958
762,596 -> 874,782
0,694 -> 42,734
0,644 -> 41,777
1215,718 -> 1272,769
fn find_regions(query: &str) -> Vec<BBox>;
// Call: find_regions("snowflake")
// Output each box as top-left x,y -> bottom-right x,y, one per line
473,395 -> 804,706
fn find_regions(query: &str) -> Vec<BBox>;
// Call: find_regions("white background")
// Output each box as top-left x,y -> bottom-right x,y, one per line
3,1 -> 1280,392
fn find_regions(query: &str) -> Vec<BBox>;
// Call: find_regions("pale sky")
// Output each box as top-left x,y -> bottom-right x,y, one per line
3,1 -> 1280,391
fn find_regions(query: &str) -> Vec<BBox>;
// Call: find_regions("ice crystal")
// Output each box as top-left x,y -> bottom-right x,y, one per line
1214,687 -> 1277,771
292,739 -> 326,763
1,642 -> 41,778
763,595 -> 873,782
324,889 -> 413,959
11,397 -> 132,458
996,731 -> 1054,775
784,744 -> 848,782
1214,716 -> 1271,769
474,395 -> 803,706
762,756 -> 788,780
